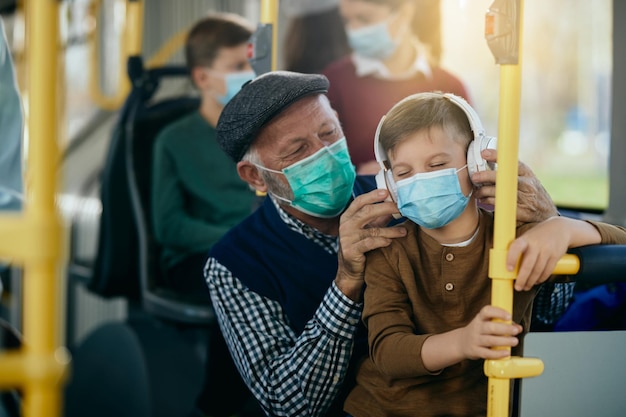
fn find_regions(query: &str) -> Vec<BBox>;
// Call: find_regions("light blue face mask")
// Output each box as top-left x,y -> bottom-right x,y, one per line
255,138 -> 357,218
396,165 -> 471,229
217,70 -> 255,105
346,18 -> 398,61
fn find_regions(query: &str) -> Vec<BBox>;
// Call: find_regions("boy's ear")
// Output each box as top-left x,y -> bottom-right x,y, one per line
190,67 -> 211,90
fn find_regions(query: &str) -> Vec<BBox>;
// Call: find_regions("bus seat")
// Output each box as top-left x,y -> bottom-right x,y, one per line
519,330 -> 626,417
64,318 -> 206,417
90,56 -> 214,324
515,244 -> 626,416
63,321 -> 151,417
551,244 -> 626,331
89,107 -> 142,300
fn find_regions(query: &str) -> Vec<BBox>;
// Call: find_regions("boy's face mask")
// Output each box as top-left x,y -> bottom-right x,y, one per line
346,16 -> 399,61
216,70 -> 255,105
396,165 -> 471,229
255,138 -> 357,218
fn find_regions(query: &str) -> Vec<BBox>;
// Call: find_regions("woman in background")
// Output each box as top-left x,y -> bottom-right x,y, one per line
323,0 -> 469,175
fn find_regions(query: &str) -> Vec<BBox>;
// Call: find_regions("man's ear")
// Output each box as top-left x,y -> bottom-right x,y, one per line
237,161 -> 267,193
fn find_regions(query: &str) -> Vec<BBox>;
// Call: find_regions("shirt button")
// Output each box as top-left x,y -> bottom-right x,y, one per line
445,253 -> 455,262
445,283 -> 454,291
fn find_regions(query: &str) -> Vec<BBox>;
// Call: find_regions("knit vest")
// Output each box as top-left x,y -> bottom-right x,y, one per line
210,176 -> 376,334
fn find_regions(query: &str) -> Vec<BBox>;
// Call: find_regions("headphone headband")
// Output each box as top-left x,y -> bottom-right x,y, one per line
374,115 -> 388,171
442,93 -> 486,143
374,92 -> 487,169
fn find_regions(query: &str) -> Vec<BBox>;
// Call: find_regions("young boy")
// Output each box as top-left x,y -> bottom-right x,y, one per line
150,13 -> 261,417
151,12 -> 257,295
343,92 -> 626,417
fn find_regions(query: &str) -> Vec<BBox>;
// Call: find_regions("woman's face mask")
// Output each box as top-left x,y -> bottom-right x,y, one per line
346,14 -> 400,61
215,70 -> 255,105
255,138 -> 357,218
396,165 -> 472,229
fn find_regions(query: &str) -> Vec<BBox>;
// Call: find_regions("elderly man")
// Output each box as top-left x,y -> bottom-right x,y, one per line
205,71 -> 557,417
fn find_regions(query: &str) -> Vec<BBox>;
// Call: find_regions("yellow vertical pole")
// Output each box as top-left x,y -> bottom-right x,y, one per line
484,1 -> 542,416
88,0 -> 144,110
123,0 -> 144,71
486,3 -> 524,413
22,1 -> 68,417
260,0 -> 278,71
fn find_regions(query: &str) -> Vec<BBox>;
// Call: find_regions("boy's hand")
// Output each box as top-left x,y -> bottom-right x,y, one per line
508,216 -> 602,291
507,217 -> 569,291
459,305 -> 522,360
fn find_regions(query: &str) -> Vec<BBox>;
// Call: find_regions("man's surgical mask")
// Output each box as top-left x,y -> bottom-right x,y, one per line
216,70 -> 255,105
346,17 -> 399,61
255,138 -> 357,218
396,165 -> 471,229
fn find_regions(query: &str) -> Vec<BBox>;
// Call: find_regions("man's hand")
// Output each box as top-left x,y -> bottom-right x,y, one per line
472,149 -> 558,223
336,189 -> 406,300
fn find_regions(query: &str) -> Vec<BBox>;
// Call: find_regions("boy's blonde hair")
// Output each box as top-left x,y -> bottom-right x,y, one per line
379,92 -> 473,161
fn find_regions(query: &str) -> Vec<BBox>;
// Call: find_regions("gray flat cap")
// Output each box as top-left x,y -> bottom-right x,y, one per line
216,70 -> 330,162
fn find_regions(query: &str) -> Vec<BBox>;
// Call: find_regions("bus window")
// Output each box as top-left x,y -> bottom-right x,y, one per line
440,0 -> 611,211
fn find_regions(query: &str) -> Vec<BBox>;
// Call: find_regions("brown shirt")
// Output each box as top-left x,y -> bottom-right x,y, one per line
344,210 -> 626,417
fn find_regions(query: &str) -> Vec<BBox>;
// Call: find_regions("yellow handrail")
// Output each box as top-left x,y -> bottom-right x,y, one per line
255,0 -> 279,199
0,2 -> 70,417
88,0 -> 143,111
260,0 -> 279,71
145,28 -> 189,69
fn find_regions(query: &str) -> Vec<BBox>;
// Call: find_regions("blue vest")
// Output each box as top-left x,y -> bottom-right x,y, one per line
210,176 -> 376,334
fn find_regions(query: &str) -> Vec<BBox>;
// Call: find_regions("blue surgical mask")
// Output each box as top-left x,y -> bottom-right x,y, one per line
396,165 -> 471,229
255,138 -> 357,218
217,70 -> 255,105
346,18 -> 398,61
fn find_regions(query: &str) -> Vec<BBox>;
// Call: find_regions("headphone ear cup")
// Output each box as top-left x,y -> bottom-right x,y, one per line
467,136 -> 497,180
375,169 -> 387,193
385,170 -> 398,203
375,169 -> 399,203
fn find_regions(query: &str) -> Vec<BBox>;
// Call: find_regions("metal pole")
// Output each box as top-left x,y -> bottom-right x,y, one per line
22,1 -> 69,416
260,0 -> 278,71
484,1 -> 543,415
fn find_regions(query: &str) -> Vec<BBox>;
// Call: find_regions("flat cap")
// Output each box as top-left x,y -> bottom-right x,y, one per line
216,70 -> 330,162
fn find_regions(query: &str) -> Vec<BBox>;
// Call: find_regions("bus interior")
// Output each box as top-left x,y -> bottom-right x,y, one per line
0,1 -> 625,417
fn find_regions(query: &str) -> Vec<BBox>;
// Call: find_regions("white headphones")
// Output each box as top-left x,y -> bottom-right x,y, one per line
374,92 -> 497,202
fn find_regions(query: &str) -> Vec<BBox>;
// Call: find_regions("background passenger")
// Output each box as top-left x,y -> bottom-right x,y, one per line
282,0 -> 350,74
343,92 -> 626,417
0,16 -> 23,212
0,15 -> 23,320
205,71 -> 557,417
323,0 -> 469,175
149,12 -> 260,417
151,12 -> 256,296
